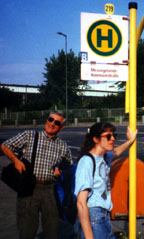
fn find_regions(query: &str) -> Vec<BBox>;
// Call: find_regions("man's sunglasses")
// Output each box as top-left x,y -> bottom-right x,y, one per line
101,133 -> 117,141
47,117 -> 61,126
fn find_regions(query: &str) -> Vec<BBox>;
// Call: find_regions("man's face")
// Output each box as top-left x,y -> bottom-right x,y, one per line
45,113 -> 64,138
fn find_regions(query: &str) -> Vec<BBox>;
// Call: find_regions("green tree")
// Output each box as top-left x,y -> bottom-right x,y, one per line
0,87 -> 22,111
40,49 -> 84,109
102,92 -> 125,108
113,39 -> 144,108
137,39 -> 144,107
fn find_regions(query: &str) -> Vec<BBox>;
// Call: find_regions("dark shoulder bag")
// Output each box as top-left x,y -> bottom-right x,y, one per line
1,131 -> 38,197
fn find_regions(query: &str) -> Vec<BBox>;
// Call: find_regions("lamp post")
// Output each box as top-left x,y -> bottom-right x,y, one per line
57,32 -> 68,120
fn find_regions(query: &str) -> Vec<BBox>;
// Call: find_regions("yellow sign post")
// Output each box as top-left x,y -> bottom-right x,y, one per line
125,4 -> 144,237
129,2 -> 137,239
125,15 -> 144,114
137,16 -> 144,44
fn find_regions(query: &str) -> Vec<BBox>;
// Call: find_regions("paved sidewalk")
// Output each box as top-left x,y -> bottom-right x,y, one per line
0,156 -> 75,239
0,156 -> 19,239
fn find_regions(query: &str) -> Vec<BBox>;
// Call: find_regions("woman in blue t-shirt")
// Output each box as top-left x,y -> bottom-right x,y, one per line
74,122 -> 137,239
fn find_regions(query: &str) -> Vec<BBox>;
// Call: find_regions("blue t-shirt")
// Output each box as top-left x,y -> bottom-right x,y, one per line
74,152 -> 113,211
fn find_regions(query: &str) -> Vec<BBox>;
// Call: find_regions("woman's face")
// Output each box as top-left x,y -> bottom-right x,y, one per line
98,130 -> 116,152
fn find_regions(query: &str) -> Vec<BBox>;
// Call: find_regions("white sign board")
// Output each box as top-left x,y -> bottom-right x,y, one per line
81,12 -> 128,64
80,12 -> 128,82
81,63 -> 128,81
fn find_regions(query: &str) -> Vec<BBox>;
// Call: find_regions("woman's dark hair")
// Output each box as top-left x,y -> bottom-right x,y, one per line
80,122 -> 116,158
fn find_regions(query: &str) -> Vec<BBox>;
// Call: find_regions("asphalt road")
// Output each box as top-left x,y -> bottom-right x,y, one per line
1,125 -> 144,160
0,125 -> 144,239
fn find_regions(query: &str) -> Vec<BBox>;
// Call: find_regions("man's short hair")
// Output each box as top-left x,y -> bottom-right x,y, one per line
49,110 -> 66,124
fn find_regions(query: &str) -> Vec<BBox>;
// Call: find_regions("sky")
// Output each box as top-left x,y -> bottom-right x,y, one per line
0,0 -> 144,86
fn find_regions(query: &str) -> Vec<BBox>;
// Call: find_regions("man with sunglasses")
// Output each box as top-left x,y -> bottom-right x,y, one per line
1,110 -> 72,239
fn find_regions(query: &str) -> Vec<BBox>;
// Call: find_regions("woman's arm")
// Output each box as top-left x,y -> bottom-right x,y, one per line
113,126 -> 137,159
77,190 -> 93,239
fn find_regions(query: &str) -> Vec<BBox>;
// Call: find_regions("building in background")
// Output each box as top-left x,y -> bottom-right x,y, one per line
78,81 -> 122,97
0,81 -> 122,99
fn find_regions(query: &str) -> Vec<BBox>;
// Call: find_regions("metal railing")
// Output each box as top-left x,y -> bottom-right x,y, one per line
0,108 -> 144,126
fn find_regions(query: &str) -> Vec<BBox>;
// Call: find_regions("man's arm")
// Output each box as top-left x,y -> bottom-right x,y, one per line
1,143 -> 26,173
66,146 -> 73,165
113,127 -> 137,159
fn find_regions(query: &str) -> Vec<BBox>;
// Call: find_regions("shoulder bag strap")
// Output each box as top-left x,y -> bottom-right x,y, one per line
31,131 -> 39,172
85,152 -> 96,177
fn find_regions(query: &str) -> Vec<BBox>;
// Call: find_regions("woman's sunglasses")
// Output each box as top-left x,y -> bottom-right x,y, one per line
47,117 -> 61,126
101,133 -> 117,141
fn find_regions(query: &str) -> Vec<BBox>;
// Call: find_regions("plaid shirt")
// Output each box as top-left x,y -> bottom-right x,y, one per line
3,130 -> 73,182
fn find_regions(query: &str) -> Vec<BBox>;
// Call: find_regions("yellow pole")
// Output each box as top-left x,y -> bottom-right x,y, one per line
137,16 -> 144,45
125,15 -> 144,114
129,2 -> 137,239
